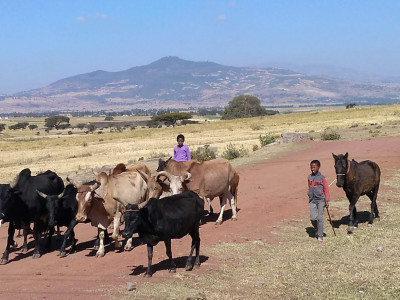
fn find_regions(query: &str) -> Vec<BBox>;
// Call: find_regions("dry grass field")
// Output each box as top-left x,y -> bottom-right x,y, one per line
1,104 -> 399,183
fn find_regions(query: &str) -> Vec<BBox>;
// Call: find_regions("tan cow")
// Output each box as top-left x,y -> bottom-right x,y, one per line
70,163 -> 151,256
157,157 -> 239,225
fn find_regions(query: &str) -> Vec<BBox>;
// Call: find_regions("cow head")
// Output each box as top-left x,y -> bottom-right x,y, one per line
74,180 -> 101,222
332,152 -> 349,187
120,203 -> 141,238
156,157 -> 172,172
36,189 -> 65,227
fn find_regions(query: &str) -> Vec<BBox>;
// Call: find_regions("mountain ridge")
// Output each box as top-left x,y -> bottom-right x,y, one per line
1,56 -> 400,113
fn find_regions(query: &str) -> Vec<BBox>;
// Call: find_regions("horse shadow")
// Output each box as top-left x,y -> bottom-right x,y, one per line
129,255 -> 209,276
331,211 -> 372,229
305,210 -> 371,238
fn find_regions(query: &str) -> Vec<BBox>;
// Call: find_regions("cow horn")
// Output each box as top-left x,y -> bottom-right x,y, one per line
36,189 -> 48,198
138,199 -> 150,209
58,189 -> 65,199
66,176 -> 82,188
156,171 -> 172,181
183,172 -> 192,181
89,181 -> 100,191
9,174 -> 19,188
137,169 -> 149,181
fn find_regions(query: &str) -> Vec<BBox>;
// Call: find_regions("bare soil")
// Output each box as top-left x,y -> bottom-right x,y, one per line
1,136 -> 400,300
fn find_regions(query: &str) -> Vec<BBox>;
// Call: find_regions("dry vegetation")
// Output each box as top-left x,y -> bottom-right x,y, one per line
1,104 -> 400,183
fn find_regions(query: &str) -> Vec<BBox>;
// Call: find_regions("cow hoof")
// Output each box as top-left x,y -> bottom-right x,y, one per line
12,241 -> 18,248
59,251 -> 67,258
231,216 -> 238,221
375,217 -> 381,222
347,226 -> 355,233
215,220 -> 222,225
21,246 -> 28,253
144,273 -> 152,278
115,241 -> 123,248
93,245 -> 99,251
124,246 -> 133,251
368,223 -> 373,227
0,259 -> 8,265
32,253 -> 41,259
95,251 -> 105,257
185,265 -> 194,271
169,268 -> 177,273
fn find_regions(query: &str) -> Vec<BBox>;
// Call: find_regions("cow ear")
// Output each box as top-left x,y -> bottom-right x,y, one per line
344,152 -> 349,160
332,153 -> 338,160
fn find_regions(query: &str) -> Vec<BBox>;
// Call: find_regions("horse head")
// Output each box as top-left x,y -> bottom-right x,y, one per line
332,152 -> 349,187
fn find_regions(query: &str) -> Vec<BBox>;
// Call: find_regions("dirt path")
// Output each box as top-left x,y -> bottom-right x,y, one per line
1,136 -> 400,300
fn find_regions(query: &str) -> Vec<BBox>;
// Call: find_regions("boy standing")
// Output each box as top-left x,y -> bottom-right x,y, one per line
308,160 -> 330,242
173,134 -> 191,161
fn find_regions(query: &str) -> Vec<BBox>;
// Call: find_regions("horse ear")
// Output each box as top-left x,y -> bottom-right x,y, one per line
344,152 -> 349,160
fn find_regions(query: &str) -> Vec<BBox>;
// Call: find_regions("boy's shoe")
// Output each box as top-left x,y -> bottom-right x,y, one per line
317,237 -> 323,242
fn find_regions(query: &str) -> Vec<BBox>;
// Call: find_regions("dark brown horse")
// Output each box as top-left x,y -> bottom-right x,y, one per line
332,152 -> 380,233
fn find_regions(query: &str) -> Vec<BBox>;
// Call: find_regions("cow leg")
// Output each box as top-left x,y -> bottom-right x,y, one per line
164,239 -> 176,273
206,197 -> 213,215
21,227 -> 29,253
59,219 -> 77,257
145,244 -> 154,277
112,212 -> 122,249
55,225 -> 62,242
1,222 -> 16,264
45,226 -> 55,251
32,224 -> 42,259
229,192 -> 238,221
95,228 -> 105,257
216,193 -> 229,225
124,237 -> 134,251
186,227 -> 201,271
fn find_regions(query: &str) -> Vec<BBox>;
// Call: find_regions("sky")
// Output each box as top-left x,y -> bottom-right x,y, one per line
1,0 -> 400,94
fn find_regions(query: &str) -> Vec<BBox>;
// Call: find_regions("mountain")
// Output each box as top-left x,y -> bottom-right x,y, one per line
1,56 -> 400,113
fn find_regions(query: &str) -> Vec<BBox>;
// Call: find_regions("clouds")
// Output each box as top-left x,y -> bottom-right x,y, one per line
76,12 -> 108,22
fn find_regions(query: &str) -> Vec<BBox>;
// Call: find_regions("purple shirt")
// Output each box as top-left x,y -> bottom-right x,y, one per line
173,144 -> 191,161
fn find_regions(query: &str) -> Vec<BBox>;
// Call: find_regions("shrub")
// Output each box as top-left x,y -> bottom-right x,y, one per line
221,143 -> 249,160
259,133 -> 276,146
191,145 -> 216,162
320,130 -> 341,140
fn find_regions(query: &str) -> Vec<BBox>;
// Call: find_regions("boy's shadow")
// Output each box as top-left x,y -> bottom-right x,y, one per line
305,211 -> 372,238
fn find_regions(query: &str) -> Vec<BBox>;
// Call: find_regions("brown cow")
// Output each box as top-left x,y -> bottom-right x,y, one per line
157,157 -> 239,225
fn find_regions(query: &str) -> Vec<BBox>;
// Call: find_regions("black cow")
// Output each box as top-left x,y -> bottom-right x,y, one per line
0,168 -> 64,264
118,190 -> 204,277
37,183 -> 78,257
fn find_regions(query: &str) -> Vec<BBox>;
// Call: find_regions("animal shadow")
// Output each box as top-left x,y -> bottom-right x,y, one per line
331,211 -> 372,229
129,255 -> 209,276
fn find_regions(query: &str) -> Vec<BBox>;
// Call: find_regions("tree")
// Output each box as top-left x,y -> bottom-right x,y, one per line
221,94 -> 268,120
151,112 -> 192,127
45,115 -> 70,129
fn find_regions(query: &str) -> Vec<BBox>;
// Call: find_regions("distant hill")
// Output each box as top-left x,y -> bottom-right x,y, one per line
1,56 -> 400,113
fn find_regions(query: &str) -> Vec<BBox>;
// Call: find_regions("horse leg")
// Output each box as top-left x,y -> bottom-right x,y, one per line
369,185 -> 380,223
347,201 -> 357,233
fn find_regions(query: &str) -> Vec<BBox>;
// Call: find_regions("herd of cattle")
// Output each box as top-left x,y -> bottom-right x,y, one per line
0,157 -> 239,276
